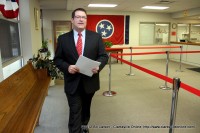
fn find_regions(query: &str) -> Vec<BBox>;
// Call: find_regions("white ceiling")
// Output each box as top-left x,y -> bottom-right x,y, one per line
39,0 -> 200,19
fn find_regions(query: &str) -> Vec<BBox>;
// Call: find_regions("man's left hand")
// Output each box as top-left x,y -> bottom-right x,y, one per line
92,67 -> 99,74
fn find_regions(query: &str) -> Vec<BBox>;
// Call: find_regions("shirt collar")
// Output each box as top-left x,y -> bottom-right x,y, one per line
73,29 -> 86,37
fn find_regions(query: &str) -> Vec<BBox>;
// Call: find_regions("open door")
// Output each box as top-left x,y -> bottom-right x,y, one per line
53,21 -> 72,52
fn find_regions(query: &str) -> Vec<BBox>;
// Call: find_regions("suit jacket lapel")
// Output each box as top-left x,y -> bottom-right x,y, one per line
69,30 -> 79,58
83,30 -> 91,56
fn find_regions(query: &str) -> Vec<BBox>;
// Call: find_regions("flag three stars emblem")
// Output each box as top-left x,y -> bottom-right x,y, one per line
96,20 -> 114,39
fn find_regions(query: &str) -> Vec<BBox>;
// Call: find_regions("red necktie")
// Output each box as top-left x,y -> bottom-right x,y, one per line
76,33 -> 82,56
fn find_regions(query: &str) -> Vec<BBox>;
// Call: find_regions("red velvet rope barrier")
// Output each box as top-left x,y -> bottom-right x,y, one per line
110,54 -> 200,97
132,46 -> 181,49
105,45 -> 181,51
114,52 -> 166,56
170,51 -> 200,54
112,51 -> 200,56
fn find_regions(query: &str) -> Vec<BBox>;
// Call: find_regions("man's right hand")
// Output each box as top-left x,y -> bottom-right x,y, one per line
68,65 -> 79,74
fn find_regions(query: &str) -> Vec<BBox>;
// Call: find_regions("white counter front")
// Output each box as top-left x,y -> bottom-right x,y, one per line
170,42 -> 200,67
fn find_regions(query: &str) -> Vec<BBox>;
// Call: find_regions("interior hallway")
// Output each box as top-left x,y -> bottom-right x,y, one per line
34,59 -> 200,133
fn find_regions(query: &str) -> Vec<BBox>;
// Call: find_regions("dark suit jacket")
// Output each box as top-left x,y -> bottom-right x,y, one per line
54,30 -> 108,95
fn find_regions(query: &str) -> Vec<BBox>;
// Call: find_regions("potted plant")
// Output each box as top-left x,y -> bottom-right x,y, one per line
30,40 -> 63,80
38,40 -> 51,59
104,41 -> 113,48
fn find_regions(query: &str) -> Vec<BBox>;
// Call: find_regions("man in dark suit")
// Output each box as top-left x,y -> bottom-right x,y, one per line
54,8 -> 108,133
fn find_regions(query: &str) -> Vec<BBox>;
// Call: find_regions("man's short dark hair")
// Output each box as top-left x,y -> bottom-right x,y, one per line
72,8 -> 87,18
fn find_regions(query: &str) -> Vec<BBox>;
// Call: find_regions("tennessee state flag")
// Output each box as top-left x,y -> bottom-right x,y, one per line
0,0 -> 19,19
86,15 -> 124,44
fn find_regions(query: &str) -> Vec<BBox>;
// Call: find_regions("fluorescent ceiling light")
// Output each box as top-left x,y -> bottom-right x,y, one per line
142,6 -> 169,10
88,4 -> 117,8
156,24 -> 169,26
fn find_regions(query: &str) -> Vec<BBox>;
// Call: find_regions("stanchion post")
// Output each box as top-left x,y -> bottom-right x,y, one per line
103,52 -> 117,97
169,77 -> 181,133
126,47 -> 135,76
176,46 -> 183,72
160,51 -> 171,90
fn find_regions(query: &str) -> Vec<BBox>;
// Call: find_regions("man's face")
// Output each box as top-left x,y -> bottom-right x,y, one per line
71,10 -> 87,32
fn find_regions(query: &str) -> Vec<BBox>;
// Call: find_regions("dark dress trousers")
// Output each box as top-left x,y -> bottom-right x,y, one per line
54,30 -> 108,133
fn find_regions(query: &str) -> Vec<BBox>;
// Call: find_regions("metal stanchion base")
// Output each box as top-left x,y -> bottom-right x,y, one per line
159,85 -> 171,90
103,91 -> 117,97
126,73 -> 135,76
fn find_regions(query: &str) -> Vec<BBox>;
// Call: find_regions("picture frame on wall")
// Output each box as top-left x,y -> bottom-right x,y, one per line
34,8 -> 39,30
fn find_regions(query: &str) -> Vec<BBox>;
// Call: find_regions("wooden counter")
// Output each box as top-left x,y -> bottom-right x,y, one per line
170,41 -> 200,46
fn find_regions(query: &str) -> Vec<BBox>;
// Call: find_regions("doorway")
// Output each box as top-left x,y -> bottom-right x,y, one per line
53,21 -> 72,51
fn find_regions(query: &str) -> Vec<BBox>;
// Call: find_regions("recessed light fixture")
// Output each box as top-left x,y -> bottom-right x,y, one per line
156,24 -> 169,26
88,4 -> 117,8
193,24 -> 200,26
142,6 -> 169,10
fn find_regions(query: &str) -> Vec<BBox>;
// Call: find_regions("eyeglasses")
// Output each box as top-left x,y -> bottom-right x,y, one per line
74,16 -> 87,20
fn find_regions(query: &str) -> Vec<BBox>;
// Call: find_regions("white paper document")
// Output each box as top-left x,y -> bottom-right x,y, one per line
75,55 -> 101,77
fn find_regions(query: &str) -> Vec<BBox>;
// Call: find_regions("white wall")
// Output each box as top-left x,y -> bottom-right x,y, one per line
19,0 -> 42,64
3,59 -> 22,79
0,0 -> 42,80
